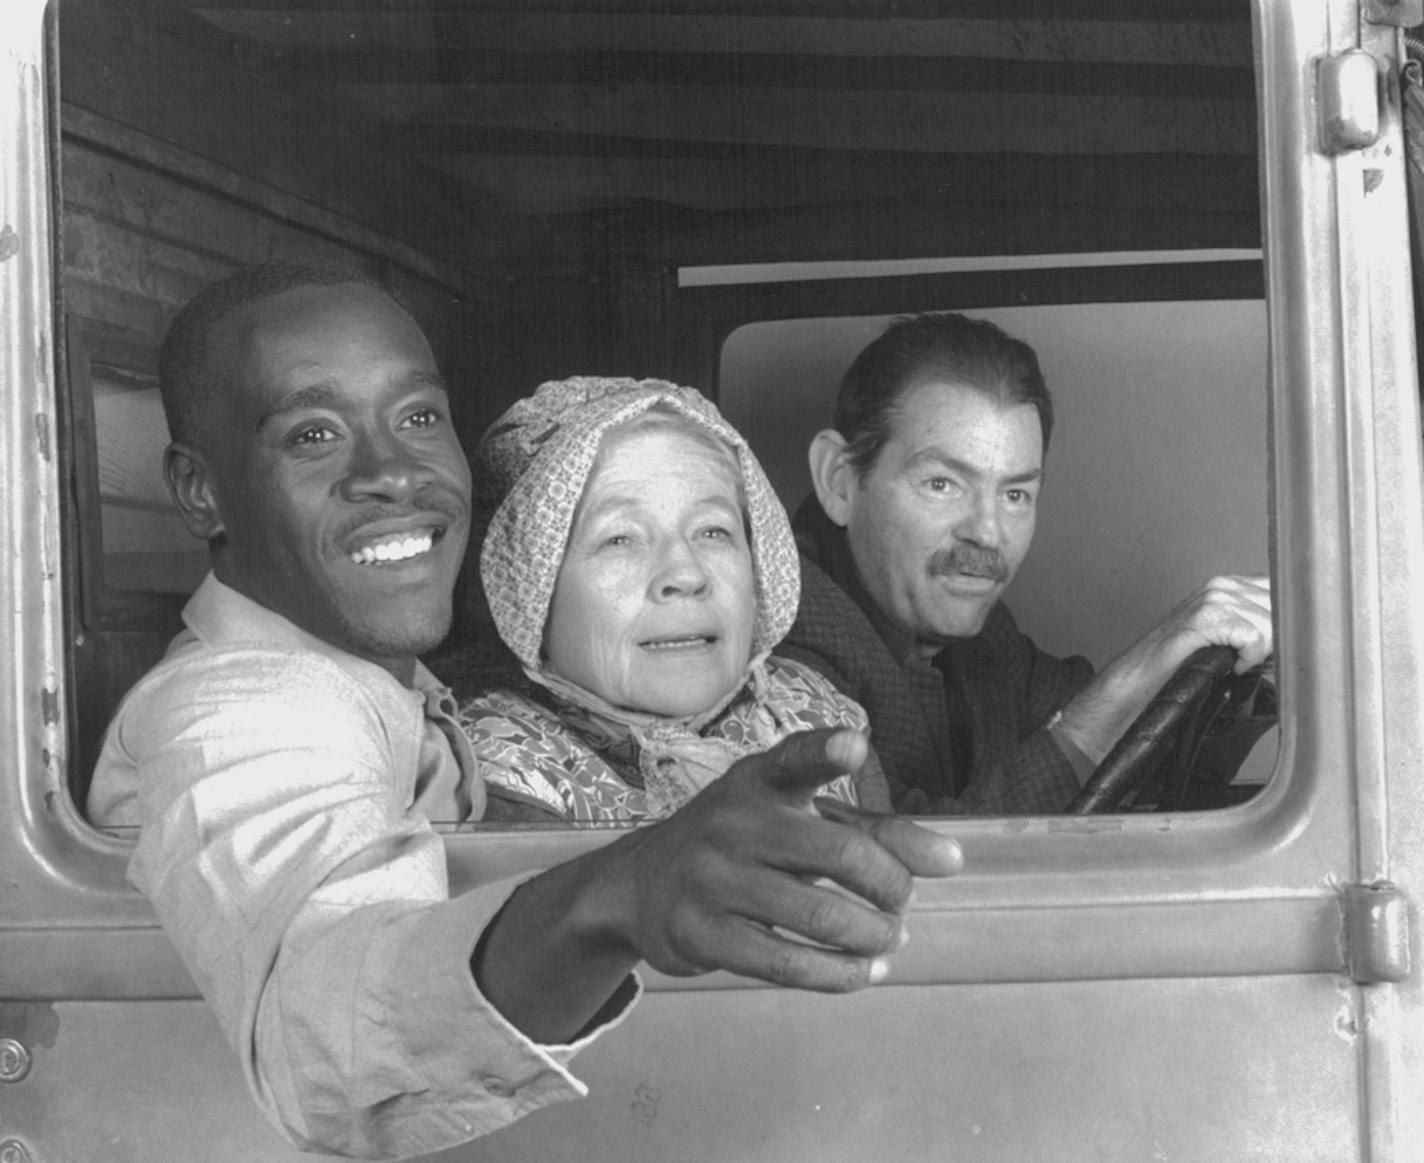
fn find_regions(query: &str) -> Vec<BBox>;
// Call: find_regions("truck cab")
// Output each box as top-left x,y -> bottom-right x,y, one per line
3,1 -> 1423,1159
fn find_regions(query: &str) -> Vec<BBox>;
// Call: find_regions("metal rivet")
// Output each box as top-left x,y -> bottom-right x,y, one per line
0,1040 -> 31,1083
0,1140 -> 30,1163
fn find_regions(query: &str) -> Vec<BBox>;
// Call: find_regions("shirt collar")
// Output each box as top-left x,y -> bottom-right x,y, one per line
181,572 -> 442,695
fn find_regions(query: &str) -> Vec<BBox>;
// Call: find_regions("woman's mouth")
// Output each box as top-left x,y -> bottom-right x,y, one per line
641,634 -> 716,651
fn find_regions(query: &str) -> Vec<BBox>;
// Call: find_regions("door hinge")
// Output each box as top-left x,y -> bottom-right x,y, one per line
1344,881 -> 1412,984
1365,0 -> 1424,28
1319,50 -> 1384,153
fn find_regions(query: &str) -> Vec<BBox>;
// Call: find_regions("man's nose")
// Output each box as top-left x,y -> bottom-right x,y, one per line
339,431 -> 434,502
953,490 -> 1002,547
651,537 -> 711,599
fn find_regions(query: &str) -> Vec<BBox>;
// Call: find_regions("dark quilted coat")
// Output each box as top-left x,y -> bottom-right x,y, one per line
779,499 -> 1094,814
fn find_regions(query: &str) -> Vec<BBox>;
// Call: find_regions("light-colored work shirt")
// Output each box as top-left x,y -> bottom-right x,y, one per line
88,574 -> 636,1160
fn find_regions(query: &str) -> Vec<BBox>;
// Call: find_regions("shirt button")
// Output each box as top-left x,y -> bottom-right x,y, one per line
482,1075 -> 516,1098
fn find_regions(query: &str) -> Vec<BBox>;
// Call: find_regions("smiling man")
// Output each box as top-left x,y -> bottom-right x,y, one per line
86,262 -> 962,1159
162,267 -> 471,684
779,311 -> 1274,814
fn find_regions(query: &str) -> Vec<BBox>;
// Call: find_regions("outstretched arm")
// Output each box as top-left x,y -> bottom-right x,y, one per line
472,728 -> 964,1044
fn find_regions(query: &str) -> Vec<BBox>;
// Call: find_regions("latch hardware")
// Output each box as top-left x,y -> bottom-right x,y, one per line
1319,50 -> 1384,153
1344,881 -> 1412,984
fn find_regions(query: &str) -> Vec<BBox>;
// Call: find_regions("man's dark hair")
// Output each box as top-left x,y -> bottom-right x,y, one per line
158,258 -> 389,450
834,311 -> 1054,476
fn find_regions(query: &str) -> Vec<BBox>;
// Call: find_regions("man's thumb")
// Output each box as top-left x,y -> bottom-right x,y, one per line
762,728 -> 869,796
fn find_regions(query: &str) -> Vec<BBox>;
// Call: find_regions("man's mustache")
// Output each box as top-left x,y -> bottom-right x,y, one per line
928,544 -> 1010,583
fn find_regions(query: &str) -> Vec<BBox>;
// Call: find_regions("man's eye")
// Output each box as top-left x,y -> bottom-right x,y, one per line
402,407 -> 442,430
1005,488 -> 1036,506
290,425 -> 336,447
925,477 -> 959,494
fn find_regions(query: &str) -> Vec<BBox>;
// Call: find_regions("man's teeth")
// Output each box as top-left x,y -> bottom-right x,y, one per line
351,532 -> 435,565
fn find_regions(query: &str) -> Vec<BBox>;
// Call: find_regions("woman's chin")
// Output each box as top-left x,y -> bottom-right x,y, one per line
625,674 -> 740,720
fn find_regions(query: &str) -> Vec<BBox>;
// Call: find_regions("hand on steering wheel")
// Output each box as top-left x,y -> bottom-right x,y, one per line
1066,646 -> 1272,814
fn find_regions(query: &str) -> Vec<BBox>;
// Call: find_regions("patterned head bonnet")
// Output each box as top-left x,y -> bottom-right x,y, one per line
478,375 -> 800,675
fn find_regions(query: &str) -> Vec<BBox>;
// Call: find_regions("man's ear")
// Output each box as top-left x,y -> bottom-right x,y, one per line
807,428 -> 856,528
163,442 -> 225,542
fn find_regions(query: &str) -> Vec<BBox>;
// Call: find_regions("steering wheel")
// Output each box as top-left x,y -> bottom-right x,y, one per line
1066,645 -> 1271,814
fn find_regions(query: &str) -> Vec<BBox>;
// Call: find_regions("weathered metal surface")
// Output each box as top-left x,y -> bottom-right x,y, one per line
0,983 -> 1362,1162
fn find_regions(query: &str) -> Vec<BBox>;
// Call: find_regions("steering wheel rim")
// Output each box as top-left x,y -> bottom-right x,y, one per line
1066,645 -> 1241,814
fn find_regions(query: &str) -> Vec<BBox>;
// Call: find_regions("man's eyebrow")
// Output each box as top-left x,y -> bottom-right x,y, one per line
1002,466 -> 1044,485
905,449 -> 1044,485
256,384 -> 337,431
254,371 -> 449,431
407,370 -> 449,394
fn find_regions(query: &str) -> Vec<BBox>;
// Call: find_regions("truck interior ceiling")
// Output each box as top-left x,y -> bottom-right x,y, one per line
57,0 -> 1274,816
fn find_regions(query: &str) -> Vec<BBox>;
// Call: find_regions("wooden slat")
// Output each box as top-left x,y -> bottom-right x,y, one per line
247,48 -> 1255,101
476,190 -> 1262,273
191,9 -> 1253,68
364,82 -> 1256,156
154,0 -> 1251,22
420,148 -> 1260,218
403,125 -> 1259,172
60,0 -> 481,279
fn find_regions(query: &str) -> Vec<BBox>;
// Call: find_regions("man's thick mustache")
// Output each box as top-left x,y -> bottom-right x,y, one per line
928,544 -> 1010,583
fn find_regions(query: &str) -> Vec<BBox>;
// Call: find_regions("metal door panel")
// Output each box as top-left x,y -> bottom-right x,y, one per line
2,979 -> 1358,1163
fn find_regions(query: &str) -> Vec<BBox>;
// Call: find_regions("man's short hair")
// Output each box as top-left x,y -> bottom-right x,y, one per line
158,258 -> 389,450
834,311 -> 1055,476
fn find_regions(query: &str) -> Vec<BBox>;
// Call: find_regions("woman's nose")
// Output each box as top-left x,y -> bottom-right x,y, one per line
652,537 -> 711,599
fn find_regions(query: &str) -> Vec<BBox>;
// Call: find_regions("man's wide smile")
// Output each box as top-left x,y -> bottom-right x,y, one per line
350,530 -> 437,565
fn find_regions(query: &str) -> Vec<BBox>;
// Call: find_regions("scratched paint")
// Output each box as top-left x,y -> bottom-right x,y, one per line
1334,971 -> 1366,1042
629,1082 -> 661,1129
40,686 -> 60,726
0,1003 -> 59,1050
32,412 -> 50,462
0,223 -> 19,262
1045,817 -> 1124,834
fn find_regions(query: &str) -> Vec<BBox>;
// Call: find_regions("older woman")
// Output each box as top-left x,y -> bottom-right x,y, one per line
455,375 -> 890,823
